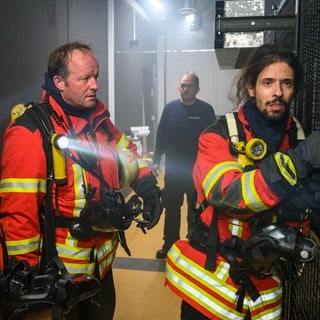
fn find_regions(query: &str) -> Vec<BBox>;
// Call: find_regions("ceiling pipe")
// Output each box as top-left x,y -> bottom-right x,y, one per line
122,0 -> 150,20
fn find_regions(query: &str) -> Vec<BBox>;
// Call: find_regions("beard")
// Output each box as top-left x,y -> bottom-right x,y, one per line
260,97 -> 291,122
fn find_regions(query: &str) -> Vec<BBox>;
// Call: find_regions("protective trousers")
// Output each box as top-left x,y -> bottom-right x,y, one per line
162,170 -> 195,250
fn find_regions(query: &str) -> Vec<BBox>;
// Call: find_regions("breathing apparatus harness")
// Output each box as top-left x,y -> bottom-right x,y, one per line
1,101 -> 146,319
189,112 -> 319,312
13,101 -> 149,249
0,102 -> 102,320
50,129 -> 148,254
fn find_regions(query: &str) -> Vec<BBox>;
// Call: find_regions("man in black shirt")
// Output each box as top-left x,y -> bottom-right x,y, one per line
152,72 -> 216,259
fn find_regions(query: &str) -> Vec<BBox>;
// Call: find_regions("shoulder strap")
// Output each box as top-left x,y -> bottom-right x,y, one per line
225,112 -> 240,144
225,112 -> 247,158
292,116 -> 305,140
3,103 -> 101,320
225,112 -> 246,143
16,103 -> 59,272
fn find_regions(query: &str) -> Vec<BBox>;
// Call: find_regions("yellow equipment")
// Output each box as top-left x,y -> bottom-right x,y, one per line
10,103 -> 28,120
234,138 -> 267,168
118,148 -> 139,189
51,134 -> 68,185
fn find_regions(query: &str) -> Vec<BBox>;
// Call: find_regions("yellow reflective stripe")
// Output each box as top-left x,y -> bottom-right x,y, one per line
63,261 -> 95,275
98,251 -> 116,273
66,164 -> 83,252
214,258 -> 229,282
116,134 -> 130,150
242,170 -> 269,212
166,244 -> 282,320
97,234 -> 119,261
168,245 -> 236,299
57,235 -> 118,275
166,246 -> 243,319
56,242 -> 93,260
136,158 -> 149,169
228,218 -> 243,237
274,152 -> 297,186
72,163 -> 86,218
203,162 -> 243,198
58,235 -> 118,261
6,235 -> 40,255
248,285 -> 282,319
0,178 -> 46,193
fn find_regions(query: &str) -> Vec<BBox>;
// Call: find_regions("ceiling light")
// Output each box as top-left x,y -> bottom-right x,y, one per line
178,0 -> 197,16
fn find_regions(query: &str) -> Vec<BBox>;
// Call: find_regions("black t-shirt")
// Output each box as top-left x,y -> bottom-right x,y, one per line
153,98 -> 216,175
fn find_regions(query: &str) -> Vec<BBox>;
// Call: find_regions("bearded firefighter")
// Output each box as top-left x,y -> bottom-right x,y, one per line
165,44 -> 320,320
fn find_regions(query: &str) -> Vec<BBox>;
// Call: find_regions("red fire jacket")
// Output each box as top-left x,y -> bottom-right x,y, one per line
0,95 -> 152,278
165,106 -> 305,319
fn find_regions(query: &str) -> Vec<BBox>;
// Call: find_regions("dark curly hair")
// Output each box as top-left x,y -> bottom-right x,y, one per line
230,44 -> 302,108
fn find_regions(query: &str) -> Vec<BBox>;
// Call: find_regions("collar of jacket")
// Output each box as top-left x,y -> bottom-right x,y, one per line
46,95 -> 110,135
240,101 -> 291,156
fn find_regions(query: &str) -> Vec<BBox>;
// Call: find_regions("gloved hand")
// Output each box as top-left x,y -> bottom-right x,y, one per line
260,131 -> 320,197
276,185 -> 318,222
292,131 -> 320,170
134,175 -> 163,229
308,171 -> 320,195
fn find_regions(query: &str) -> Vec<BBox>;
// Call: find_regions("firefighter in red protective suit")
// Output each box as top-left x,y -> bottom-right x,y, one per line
0,41 -> 162,320
165,44 -> 320,319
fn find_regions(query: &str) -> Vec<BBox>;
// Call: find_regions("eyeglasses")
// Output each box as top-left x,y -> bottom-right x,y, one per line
179,83 -> 195,90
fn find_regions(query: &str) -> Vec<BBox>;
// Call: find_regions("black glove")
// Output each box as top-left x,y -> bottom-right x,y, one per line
276,171 -> 320,223
308,172 -> 320,237
260,131 -> 320,198
134,175 -> 163,230
308,171 -> 320,195
292,131 -> 320,170
276,186 -> 315,222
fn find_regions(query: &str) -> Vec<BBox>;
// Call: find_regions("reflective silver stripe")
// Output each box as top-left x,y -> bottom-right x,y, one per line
57,243 -> 92,260
97,234 -> 118,261
97,234 -> 118,273
242,170 -> 268,212
167,246 -> 243,319
168,246 -> 235,298
247,288 -> 282,320
0,178 -> 46,193
166,243 -> 282,319
72,163 -> 86,216
60,241 -> 117,275
6,235 -> 40,255
99,251 -> 116,274
229,218 -> 243,238
202,162 -> 242,198
58,235 -> 118,260
63,261 -> 95,275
